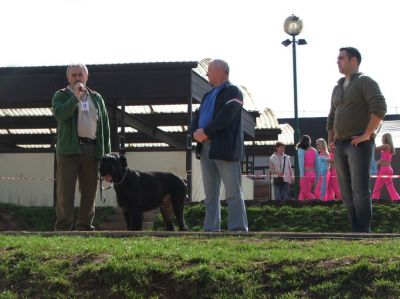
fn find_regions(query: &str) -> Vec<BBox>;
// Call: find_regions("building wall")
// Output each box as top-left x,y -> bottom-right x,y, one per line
0,152 -> 254,206
6,149 -> 399,204
0,153 -> 55,206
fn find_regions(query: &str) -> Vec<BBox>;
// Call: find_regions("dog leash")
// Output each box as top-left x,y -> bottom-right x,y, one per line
113,168 -> 128,186
99,177 -> 108,203
99,169 -> 129,203
100,168 -> 128,190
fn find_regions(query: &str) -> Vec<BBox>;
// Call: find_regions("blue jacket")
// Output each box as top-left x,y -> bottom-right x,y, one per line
190,81 -> 244,161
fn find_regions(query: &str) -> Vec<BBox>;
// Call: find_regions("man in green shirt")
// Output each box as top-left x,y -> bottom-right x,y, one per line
327,47 -> 387,232
52,64 -> 111,231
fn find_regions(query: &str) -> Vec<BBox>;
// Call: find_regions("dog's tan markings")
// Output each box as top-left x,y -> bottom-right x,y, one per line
160,194 -> 175,230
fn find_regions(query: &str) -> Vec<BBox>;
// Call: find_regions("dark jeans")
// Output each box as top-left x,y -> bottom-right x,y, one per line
335,139 -> 374,232
273,182 -> 290,201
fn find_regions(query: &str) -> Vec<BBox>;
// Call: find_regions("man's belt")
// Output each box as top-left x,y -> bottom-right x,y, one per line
78,137 -> 96,144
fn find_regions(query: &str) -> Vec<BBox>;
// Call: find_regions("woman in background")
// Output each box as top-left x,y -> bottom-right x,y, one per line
314,138 -> 330,201
270,142 -> 294,201
372,133 -> 400,201
297,135 -> 320,200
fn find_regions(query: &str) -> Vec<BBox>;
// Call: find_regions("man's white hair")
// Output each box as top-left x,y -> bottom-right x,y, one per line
66,64 -> 89,76
210,59 -> 229,75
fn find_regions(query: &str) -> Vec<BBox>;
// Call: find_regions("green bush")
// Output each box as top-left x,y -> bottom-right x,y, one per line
3,201 -> 400,233
154,201 -> 400,232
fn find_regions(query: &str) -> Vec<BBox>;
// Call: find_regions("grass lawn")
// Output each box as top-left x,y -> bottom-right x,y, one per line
3,201 -> 400,233
1,235 -> 400,298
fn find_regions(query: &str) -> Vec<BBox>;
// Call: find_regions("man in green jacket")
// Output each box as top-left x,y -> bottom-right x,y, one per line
52,64 -> 111,231
327,47 -> 387,233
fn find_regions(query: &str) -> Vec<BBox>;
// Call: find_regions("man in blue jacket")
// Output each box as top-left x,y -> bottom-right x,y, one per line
191,59 -> 248,232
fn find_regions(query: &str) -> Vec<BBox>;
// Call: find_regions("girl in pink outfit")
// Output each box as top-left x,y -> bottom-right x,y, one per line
327,145 -> 342,200
372,133 -> 400,201
297,135 -> 320,200
314,138 -> 330,201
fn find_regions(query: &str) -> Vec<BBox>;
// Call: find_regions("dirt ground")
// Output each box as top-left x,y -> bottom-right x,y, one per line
0,207 -> 149,231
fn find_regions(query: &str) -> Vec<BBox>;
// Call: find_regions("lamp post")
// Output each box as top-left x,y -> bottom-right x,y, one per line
282,14 -> 307,199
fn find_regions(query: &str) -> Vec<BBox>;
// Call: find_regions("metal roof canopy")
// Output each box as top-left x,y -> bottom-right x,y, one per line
0,62 -> 200,106
0,62 -> 256,142
0,62 -> 260,201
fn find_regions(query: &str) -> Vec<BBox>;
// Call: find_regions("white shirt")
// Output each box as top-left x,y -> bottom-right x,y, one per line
269,153 -> 293,183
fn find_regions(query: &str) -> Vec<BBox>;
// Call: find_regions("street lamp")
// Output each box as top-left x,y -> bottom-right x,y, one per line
282,14 -> 307,199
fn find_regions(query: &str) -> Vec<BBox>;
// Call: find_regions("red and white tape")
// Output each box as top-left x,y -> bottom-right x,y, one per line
0,176 -> 55,181
243,174 -> 400,179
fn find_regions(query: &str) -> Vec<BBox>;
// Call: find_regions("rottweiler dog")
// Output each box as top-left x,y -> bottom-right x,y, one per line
99,154 -> 187,231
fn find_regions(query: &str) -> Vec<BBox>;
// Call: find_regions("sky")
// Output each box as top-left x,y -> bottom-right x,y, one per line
1,0 -> 399,119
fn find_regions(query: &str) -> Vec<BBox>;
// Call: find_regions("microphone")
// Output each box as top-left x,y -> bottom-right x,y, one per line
75,82 -> 85,93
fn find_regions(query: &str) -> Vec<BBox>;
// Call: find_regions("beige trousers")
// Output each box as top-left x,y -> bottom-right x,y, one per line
54,143 -> 99,231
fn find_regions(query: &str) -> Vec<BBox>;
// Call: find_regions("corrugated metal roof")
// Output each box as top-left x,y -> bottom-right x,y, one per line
0,61 -> 199,74
256,108 -> 280,129
158,126 -> 187,133
18,144 -> 51,149
124,104 -> 200,114
0,59 -> 292,149
118,126 -> 187,133
8,129 -> 54,135
278,123 -> 294,145
0,108 -> 52,117
245,124 -> 294,146
193,58 -> 210,78
125,142 -> 170,148
118,127 -> 138,133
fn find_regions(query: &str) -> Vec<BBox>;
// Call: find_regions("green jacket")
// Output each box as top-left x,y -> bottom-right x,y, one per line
327,72 -> 387,141
52,87 -> 111,158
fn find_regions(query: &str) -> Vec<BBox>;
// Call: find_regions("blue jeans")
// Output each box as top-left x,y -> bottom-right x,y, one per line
200,141 -> 248,231
335,139 -> 374,232
273,182 -> 290,201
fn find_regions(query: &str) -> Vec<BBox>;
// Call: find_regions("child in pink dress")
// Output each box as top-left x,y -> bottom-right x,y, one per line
314,138 -> 330,201
297,135 -> 320,200
372,133 -> 400,201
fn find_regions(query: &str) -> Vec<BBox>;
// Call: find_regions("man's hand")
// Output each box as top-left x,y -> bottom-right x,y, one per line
351,134 -> 370,146
193,128 -> 208,143
351,114 -> 382,146
327,129 -> 336,151
73,82 -> 85,99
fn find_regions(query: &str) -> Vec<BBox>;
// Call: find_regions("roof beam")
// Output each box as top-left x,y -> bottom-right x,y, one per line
0,110 -> 260,129
108,105 -> 186,150
0,116 -> 56,129
0,129 -> 276,146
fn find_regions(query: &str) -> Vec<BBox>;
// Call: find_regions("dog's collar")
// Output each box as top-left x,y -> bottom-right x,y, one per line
113,168 -> 128,186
